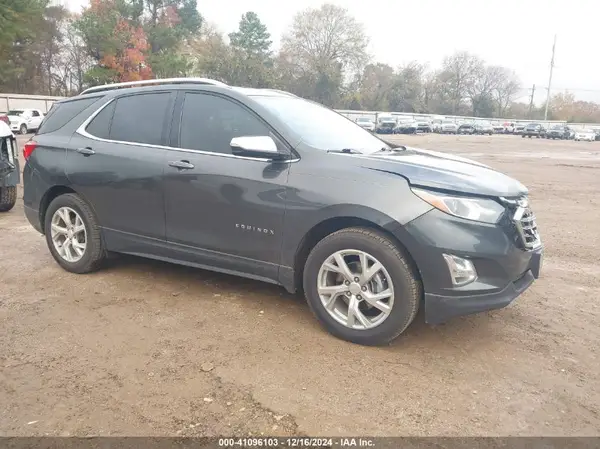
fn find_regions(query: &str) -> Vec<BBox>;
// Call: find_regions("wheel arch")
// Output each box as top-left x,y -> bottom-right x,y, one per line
291,216 -> 423,295
38,185 -> 77,234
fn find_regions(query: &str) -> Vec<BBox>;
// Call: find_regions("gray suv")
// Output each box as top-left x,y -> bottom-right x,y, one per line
22,78 -> 543,346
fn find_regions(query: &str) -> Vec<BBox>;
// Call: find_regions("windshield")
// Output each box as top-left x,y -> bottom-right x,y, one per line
252,95 -> 389,153
8,110 -> 25,116
551,125 -> 563,130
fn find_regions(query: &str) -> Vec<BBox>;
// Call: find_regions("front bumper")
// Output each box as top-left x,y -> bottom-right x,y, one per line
400,208 -> 543,324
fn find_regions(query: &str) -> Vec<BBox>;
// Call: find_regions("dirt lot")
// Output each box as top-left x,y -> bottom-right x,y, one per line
1,133 -> 599,437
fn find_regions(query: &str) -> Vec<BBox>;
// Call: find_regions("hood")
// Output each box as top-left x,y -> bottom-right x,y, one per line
362,146 -> 528,197
7,115 -> 23,122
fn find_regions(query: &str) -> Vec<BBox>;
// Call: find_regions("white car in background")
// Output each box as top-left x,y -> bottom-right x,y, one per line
7,108 -> 45,134
440,120 -> 458,134
355,117 -> 375,132
574,129 -> 596,142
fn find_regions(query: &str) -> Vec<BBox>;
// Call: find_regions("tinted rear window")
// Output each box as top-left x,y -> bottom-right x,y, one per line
109,93 -> 171,145
37,96 -> 102,135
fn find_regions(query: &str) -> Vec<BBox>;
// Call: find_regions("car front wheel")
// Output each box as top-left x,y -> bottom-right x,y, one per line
303,227 -> 421,346
44,193 -> 107,273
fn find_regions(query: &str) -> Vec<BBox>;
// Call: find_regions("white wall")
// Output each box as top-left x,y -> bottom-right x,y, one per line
0,93 -> 63,113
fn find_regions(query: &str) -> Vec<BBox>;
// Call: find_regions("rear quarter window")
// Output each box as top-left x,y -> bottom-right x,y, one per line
37,96 -> 103,135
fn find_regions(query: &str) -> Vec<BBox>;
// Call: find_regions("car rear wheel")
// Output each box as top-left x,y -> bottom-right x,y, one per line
303,227 -> 421,346
0,186 -> 17,212
44,193 -> 107,274
19,124 -> 27,135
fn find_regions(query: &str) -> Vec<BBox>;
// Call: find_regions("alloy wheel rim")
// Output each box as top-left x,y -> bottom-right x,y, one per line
50,207 -> 87,262
317,249 -> 394,330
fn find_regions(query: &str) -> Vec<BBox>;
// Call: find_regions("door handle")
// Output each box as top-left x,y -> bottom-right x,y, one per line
168,160 -> 195,170
76,147 -> 95,156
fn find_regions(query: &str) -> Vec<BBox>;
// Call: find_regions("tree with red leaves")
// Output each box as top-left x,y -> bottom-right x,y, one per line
75,0 -> 152,84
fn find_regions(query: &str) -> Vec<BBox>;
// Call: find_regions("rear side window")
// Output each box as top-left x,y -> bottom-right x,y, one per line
37,96 -> 102,135
109,93 -> 170,145
85,101 -> 116,139
179,93 -> 270,154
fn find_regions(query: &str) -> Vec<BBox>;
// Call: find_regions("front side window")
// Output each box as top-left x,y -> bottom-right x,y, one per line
32,110 -> 40,117
110,93 -> 171,145
179,93 -> 271,155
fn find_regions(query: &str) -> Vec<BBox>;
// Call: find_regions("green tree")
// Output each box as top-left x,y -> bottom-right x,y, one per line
0,0 -> 48,92
228,12 -> 272,57
224,12 -> 273,87
143,0 -> 202,77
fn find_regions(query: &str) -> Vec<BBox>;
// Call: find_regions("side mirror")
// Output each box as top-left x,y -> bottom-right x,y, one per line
230,136 -> 283,160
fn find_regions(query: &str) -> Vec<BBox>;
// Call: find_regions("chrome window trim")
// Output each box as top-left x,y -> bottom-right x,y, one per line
75,98 -> 299,164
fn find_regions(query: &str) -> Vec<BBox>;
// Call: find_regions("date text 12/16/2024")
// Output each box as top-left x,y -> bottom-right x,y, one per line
218,437 -> 375,447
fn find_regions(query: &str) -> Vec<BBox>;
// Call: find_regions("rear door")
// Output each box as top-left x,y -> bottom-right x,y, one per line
66,91 -> 176,247
162,91 -> 291,280
30,110 -> 43,130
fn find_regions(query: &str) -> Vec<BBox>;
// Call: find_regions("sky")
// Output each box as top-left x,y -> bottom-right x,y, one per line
61,0 -> 600,104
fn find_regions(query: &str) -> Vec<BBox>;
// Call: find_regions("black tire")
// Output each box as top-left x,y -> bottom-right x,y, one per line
0,186 -> 17,212
19,124 -> 27,135
303,227 -> 421,346
44,193 -> 106,274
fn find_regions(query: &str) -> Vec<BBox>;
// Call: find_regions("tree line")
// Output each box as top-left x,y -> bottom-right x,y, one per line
1,0 -> 599,123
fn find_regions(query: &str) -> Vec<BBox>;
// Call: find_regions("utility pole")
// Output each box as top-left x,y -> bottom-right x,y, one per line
528,84 -> 536,118
544,34 -> 557,121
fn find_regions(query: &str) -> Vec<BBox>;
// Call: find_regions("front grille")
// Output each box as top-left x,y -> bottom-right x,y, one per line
501,196 -> 542,250
512,201 -> 541,250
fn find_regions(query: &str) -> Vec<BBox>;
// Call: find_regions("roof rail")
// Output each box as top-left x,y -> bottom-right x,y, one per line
80,77 -> 228,96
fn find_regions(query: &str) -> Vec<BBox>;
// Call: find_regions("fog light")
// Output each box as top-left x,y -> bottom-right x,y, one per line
443,254 -> 477,286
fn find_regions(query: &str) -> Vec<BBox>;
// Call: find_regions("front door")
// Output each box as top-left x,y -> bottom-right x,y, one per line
66,91 -> 176,246
163,92 -> 291,280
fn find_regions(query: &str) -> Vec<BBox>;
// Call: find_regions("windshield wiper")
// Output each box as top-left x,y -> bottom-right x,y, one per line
327,148 -> 363,154
375,145 -> 407,153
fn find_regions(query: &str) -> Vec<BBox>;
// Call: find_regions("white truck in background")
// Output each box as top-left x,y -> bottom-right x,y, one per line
7,108 -> 45,134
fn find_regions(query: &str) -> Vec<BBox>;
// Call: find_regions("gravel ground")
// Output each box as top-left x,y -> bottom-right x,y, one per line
1,133 -> 599,437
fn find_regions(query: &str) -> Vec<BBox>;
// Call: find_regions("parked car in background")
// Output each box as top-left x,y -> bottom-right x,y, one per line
475,122 -> 494,135
376,114 -> 397,134
394,118 -> 418,134
7,108 -> 45,134
0,121 -> 19,212
440,120 -> 458,134
513,124 -> 526,135
21,77 -> 543,346
574,129 -> 596,142
594,129 -> 600,141
431,118 -> 444,133
503,122 -> 516,133
491,122 -> 504,133
355,117 -> 375,132
522,123 -> 545,138
457,123 -> 476,135
415,120 -> 432,133
546,125 -> 572,140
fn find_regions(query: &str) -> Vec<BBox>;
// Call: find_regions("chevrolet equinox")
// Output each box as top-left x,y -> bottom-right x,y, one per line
22,78 -> 543,345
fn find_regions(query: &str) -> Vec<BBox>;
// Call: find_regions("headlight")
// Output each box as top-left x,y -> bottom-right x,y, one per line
412,188 -> 505,223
